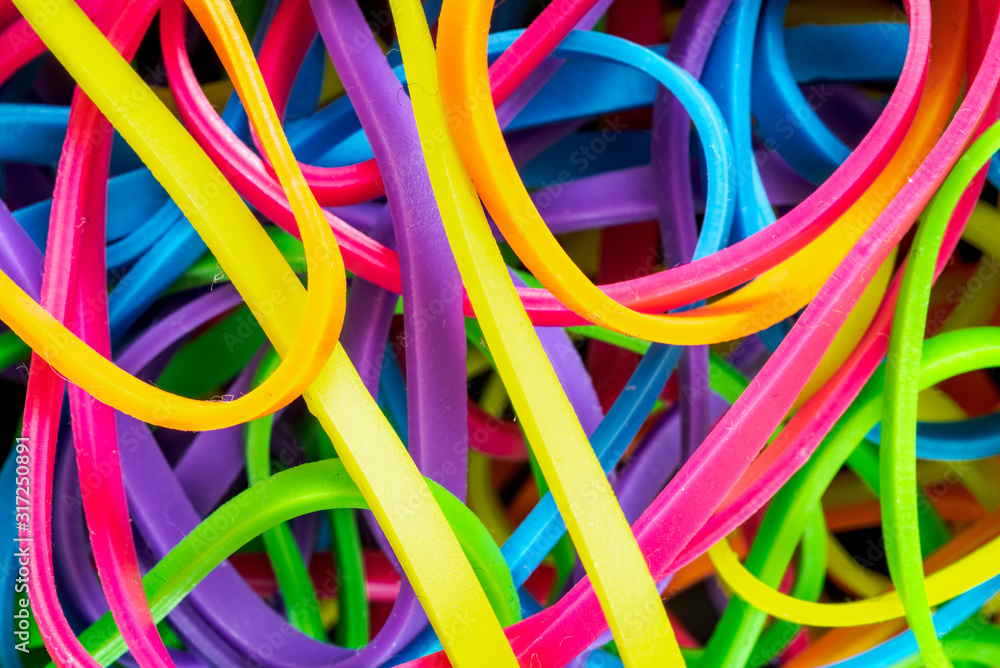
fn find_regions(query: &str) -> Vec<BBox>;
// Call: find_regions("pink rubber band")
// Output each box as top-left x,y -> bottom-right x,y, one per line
401,0 -> 1000,663
20,2 -> 167,667
162,0 -> 930,328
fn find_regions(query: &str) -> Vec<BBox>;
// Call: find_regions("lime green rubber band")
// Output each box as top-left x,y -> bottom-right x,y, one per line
56,459 -> 519,667
246,347 -> 326,640
884,120 -> 1000,668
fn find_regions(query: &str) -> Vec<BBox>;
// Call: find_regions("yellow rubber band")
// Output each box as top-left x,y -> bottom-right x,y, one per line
825,532 -> 892,599
437,0 -> 964,346
3,0 -> 344,432
9,0 -> 515,662
708,531 -> 1000,627
392,0 -> 682,664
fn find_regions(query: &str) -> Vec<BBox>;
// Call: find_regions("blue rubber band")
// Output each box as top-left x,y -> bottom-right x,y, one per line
702,0 -> 775,242
752,0 -> 851,184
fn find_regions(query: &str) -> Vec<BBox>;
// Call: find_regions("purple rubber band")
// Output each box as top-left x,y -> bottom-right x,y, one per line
652,0 -> 735,476
314,0 -> 470,502
0,198 -> 41,300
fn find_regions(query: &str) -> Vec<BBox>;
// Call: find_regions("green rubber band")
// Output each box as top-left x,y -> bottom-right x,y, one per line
884,120 -> 1000,668
303,416 -> 370,648
703,325 -> 1000,668
747,503 -> 828,668
328,507 -> 368,648
57,459 -> 519,667
246,346 -> 327,640
0,330 -> 29,372
895,618 -> 1000,667
846,440 -> 951,555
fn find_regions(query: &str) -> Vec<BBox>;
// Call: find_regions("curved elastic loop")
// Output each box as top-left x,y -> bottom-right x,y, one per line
245,348 -> 326,640
399,0 -> 684,662
864,200 -> 1000,460
701,0 -> 774,242
161,4 -> 930,329
707,526 -> 998,627
0,0 -> 104,87
15,0 -> 517,664
437,9 -> 923,345
36,2 -> 178,665
60,460 -> 520,667
880,113 -> 1000,668
704,323 -> 1000,627
752,505 -> 828,663
751,0 -> 852,184
439,23 -> 743,344
672,0 -> 994,586
826,577 -> 1000,667
157,0 -> 607,211
2,0 -> 347,432
498,26 -> 739,590
400,3 -> 1000,664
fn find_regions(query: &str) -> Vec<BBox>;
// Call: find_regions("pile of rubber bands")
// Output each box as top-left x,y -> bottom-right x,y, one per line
5,0 -> 1000,665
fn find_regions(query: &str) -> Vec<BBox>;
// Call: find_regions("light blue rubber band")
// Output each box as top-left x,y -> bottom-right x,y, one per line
752,0 -> 851,184
825,576 -> 1000,668
702,0 -> 775,242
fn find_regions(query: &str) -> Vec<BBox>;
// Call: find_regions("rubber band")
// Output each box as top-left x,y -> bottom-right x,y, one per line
751,0 -> 852,185
706,322 -> 1000,629
6,0 -> 1000,665
4,0 -> 347,432
295,414 -> 370,648
61,285 -> 353,666
436,6 -> 933,345
11,0 -> 520,663
306,0 -> 498,654
393,0 -> 694,659
20,1 -> 203,665
688,23 -> 1000,668
64,459 -> 520,666
246,347 -> 326,640
747,505 -> 827,668
157,0 -> 931,329
157,0 -> 609,213
667,0 -> 983,575
880,108 -> 1000,668
402,2 -> 1000,663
